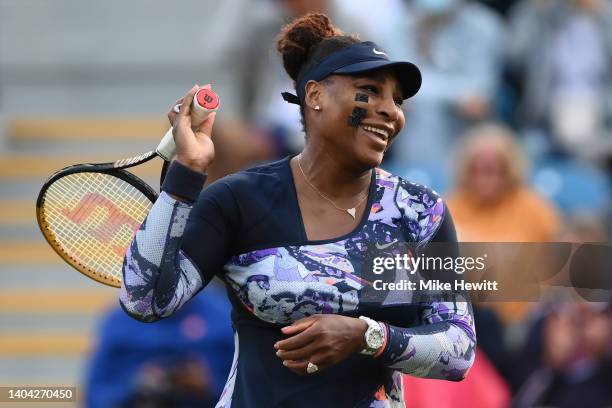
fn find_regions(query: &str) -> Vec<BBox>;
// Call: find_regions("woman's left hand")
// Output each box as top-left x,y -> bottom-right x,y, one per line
275,315 -> 368,375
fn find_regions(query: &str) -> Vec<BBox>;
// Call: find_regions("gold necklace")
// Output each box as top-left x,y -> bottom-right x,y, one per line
296,155 -> 369,219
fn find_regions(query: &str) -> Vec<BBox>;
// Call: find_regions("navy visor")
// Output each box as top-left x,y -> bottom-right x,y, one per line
282,41 -> 422,106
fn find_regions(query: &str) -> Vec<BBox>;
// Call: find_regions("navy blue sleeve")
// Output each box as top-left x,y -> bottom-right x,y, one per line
181,177 -> 241,281
120,161 -> 239,322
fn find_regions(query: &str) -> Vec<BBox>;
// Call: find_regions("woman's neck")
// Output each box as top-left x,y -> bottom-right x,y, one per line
297,145 -> 372,201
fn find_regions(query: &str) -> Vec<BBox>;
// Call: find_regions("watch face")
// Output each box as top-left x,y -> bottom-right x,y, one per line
367,328 -> 384,350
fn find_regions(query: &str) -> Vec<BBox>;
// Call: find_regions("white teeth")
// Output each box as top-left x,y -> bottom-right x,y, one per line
362,125 -> 389,139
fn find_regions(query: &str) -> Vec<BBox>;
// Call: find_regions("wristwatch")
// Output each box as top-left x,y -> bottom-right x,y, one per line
359,316 -> 385,356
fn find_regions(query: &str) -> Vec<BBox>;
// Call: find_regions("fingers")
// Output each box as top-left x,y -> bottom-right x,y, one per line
276,317 -> 321,375
167,98 -> 184,125
170,85 -> 199,139
282,359 -> 308,375
178,85 -> 199,117
275,328 -> 314,351
274,317 -> 318,351
282,354 -> 326,376
195,111 -> 217,139
276,341 -> 318,361
281,316 -> 317,335
169,84 -> 216,133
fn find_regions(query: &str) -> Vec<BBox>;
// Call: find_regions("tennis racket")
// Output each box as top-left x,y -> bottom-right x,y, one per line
36,87 -> 219,287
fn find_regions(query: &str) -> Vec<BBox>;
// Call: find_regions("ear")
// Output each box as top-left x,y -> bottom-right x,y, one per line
304,80 -> 324,112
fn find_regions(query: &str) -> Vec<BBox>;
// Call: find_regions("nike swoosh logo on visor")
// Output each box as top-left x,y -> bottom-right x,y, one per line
373,48 -> 387,56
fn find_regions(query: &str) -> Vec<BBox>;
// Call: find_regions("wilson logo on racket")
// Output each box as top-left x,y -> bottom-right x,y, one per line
113,153 -> 153,168
61,192 -> 142,257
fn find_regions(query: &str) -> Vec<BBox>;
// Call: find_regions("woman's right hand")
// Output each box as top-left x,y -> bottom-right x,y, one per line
167,84 -> 217,173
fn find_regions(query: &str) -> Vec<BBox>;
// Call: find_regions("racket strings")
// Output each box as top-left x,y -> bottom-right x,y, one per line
40,172 -> 152,285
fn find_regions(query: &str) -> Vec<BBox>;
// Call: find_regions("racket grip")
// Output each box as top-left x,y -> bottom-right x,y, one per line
156,129 -> 176,161
191,87 -> 219,128
156,88 -> 219,162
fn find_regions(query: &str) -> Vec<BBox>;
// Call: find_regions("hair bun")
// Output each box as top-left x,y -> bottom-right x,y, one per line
277,13 -> 343,82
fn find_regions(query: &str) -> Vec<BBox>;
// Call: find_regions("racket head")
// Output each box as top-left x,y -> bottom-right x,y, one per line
36,165 -> 158,287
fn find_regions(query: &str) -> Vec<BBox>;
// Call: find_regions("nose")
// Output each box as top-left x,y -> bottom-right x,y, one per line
375,93 -> 399,122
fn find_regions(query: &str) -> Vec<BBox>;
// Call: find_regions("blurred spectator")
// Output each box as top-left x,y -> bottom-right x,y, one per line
507,0 -> 612,161
447,123 -> 561,243
384,0 -> 505,177
84,282 -> 233,408
446,123 -> 562,325
512,302 -> 612,407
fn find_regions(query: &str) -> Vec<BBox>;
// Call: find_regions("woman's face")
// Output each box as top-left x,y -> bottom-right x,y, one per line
467,147 -> 510,203
307,69 -> 406,169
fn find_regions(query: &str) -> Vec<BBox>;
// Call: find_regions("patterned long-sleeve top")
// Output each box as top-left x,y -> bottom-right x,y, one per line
120,155 -> 476,408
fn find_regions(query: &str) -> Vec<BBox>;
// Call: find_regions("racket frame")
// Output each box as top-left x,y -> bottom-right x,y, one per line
34,88 -> 217,286
36,159 -> 160,287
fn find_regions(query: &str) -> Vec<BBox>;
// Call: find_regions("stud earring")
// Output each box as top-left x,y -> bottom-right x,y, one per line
314,105 -> 321,111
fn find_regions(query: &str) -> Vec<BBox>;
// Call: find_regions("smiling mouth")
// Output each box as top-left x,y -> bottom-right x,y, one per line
361,125 -> 390,142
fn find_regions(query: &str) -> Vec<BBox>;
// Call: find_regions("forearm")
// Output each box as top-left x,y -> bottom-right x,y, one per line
120,191 -> 205,322
377,299 -> 476,380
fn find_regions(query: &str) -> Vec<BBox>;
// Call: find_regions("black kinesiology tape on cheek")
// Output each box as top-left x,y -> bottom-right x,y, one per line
347,107 -> 367,128
355,93 -> 369,103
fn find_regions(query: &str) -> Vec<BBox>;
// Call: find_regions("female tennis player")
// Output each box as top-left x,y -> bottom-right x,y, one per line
120,14 -> 475,407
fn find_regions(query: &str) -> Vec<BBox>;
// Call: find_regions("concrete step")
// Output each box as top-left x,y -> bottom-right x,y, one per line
0,224 -> 43,241
0,154 -> 163,180
4,139 -> 158,155
0,176 -> 161,200
0,314 -> 98,333
0,201 -> 34,224
0,356 -> 85,385
1,265 -> 114,288
0,333 -> 89,357
7,117 -> 167,142
0,290 -> 116,314
0,240 -> 68,264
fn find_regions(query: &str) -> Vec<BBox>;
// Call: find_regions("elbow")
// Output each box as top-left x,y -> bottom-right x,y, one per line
444,368 -> 470,382
119,299 -> 160,323
118,298 -> 160,323
119,274 -> 161,323
446,322 -> 477,382
444,346 -> 476,382
119,249 -> 162,323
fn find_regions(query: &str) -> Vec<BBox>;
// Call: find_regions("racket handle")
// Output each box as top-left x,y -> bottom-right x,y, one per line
191,87 -> 220,127
156,129 -> 176,161
156,87 -> 220,161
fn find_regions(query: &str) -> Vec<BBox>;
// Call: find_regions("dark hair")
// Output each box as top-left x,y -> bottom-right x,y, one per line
276,13 -> 359,130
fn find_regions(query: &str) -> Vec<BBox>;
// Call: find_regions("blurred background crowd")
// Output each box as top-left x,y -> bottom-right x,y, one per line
0,0 -> 611,407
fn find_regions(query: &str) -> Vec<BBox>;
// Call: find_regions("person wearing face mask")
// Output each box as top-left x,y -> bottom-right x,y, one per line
119,13 -> 476,408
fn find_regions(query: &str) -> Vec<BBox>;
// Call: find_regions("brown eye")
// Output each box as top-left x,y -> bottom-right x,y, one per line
394,98 -> 403,107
